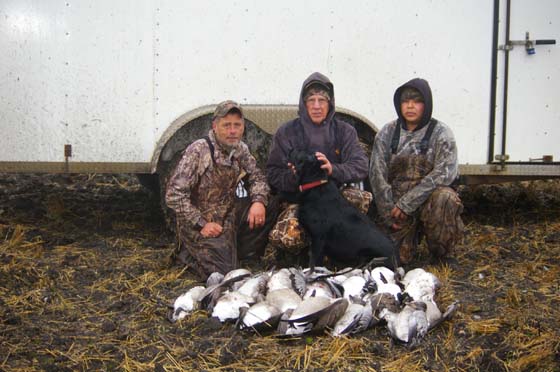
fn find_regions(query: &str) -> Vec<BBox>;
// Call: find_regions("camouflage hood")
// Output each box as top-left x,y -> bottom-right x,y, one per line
393,78 -> 433,131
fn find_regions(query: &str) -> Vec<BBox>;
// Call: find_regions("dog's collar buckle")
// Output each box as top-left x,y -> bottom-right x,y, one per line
299,179 -> 328,192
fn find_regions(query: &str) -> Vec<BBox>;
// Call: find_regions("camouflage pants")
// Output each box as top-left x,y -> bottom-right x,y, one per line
174,197 -> 279,279
392,186 -> 464,263
267,187 -> 373,255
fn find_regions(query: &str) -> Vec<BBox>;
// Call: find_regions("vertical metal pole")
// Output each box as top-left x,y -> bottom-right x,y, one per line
488,0 -> 500,164
500,0 -> 511,159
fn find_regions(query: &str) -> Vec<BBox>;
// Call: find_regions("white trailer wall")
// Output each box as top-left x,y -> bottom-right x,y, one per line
155,0 -> 493,165
1,0 -> 534,171
496,0 -> 560,162
0,0 -> 155,163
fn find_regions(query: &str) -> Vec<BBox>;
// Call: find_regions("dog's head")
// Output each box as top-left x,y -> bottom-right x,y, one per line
288,150 -> 327,185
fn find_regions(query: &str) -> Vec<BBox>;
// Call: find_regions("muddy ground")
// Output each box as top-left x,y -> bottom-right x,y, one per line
0,173 -> 559,371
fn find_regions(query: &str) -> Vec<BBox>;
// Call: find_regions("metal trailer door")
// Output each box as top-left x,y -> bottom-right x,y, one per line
494,0 -> 559,164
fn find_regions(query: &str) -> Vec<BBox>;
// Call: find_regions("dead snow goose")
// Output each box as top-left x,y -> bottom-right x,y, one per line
170,286 -> 206,322
426,301 -> 459,330
303,279 -> 339,299
267,268 -> 293,291
382,300 -> 429,346
266,288 -> 302,313
421,297 -> 442,327
288,267 -> 307,297
223,268 -> 252,282
211,290 -> 255,322
341,275 -> 367,300
402,268 -> 439,288
237,273 -> 269,302
403,270 -> 441,302
278,295 -> 348,336
206,272 -> 225,287
200,269 -> 252,311
376,282 -> 403,302
370,266 -> 397,286
365,292 -> 402,326
238,302 -> 283,332
331,298 -> 373,337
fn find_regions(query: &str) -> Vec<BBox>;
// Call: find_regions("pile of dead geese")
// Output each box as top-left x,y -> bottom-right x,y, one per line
170,266 -> 457,345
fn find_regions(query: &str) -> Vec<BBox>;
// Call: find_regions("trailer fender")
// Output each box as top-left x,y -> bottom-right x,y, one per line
151,105 -> 379,175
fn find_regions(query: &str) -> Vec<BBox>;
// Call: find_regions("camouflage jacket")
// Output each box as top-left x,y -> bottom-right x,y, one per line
369,119 -> 459,219
165,130 -> 269,228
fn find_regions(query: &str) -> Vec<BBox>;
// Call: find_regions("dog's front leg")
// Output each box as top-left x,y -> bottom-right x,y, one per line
309,238 -> 326,273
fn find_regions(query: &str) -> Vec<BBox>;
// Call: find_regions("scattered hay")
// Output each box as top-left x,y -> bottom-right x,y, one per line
1,175 -> 559,371
466,317 -> 502,335
505,331 -> 559,372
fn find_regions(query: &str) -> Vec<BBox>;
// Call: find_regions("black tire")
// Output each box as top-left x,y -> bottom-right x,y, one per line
136,174 -> 160,195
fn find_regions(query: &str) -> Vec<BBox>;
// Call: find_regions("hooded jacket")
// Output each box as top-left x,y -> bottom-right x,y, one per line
369,78 -> 459,220
267,72 -> 368,194
394,78 -> 433,132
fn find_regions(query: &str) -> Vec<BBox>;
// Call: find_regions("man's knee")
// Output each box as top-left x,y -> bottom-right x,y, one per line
422,187 -> 463,220
341,187 -> 373,215
421,186 -> 464,256
268,203 -> 308,253
428,186 -> 461,204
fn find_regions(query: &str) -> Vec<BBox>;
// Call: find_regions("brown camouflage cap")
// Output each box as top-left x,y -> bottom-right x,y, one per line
213,100 -> 244,120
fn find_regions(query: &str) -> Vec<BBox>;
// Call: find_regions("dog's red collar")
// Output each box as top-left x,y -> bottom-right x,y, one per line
299,179 -> 328,192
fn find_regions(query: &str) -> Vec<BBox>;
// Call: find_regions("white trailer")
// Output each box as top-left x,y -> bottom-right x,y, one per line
1,0 -> 558,187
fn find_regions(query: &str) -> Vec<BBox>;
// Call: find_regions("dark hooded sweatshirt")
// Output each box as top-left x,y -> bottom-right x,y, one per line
369,78 -> 459,221
266,72 -> 368,194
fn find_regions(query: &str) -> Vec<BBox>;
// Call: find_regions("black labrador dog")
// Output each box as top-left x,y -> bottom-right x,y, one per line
288,150 -> 397,270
